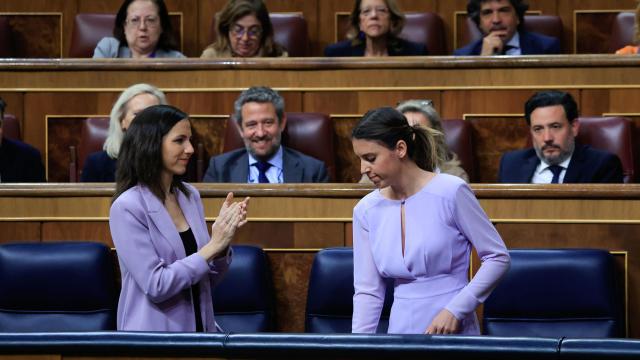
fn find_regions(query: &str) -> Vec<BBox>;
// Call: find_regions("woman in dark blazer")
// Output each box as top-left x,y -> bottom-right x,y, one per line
81,83 -> 166,182
324,0 -> 427,57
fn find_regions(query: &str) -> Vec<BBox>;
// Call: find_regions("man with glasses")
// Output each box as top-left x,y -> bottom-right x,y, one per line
94,0 -> 184,58
0,98 -> 45,183
454,0 -> 560,56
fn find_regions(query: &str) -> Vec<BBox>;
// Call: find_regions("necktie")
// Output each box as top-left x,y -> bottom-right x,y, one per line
549,165 -> 563,184
498,45 -> 515,55
255,161 -> 271,183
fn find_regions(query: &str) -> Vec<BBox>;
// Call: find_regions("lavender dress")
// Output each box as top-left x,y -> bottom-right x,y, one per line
352,174 -> 510,334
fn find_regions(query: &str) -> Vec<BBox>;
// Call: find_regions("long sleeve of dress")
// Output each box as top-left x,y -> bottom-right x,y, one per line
444,184 -> 510,319
352,205 -> 387,333
110,197 -> 211,304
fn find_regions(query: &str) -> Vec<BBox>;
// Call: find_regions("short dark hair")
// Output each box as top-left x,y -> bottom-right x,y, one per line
467,0 -> 528,32
113,0 -> 179,52
524,90 -> 579,125
114,104 -> 190,203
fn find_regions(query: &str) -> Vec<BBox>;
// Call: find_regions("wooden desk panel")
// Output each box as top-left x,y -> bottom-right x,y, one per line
0,183 -> 639,334
2,56 -> 640,182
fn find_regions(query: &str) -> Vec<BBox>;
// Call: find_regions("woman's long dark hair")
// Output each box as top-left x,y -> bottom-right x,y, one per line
113,104 -> 190,203
351,107 -> 445,172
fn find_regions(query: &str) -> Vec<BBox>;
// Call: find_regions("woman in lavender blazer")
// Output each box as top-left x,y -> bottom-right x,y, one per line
351,107 -> 510,335
109,105 -> 248,332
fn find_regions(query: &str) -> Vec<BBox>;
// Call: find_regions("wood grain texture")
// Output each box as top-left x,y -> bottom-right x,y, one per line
0,0 -> 639,57
42,221 -> 113,246
0,222 -> 41,243
1,184 -> 640,333
268,251 -> 315,332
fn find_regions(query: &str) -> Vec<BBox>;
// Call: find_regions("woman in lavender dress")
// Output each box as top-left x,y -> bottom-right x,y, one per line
350,107 -> 510,335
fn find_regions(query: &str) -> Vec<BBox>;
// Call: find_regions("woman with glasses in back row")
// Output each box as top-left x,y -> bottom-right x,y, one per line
324,0 -> 427,57
201,0 -> 286,58
94,0 -> 185,59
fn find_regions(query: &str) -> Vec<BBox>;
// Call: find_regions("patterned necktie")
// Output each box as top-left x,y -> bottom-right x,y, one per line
255,161 -> 271,183
549,165 -> 563,184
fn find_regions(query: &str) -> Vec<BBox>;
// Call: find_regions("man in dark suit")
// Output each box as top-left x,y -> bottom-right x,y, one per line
498,91 -> 623,183
0,109 -> 45,182
203,87 -> 329,183
454,0 -> 560,56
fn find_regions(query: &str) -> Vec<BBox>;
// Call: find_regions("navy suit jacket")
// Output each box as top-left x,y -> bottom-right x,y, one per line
0,137 -> 45,182
324,38 -> 427,57
498,144 -> 623,183
81,150 -> 117,182
203,146 -> 329,183
454,31 -> 560,55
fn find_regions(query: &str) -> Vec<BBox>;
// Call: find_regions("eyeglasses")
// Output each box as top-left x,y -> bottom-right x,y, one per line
230,24 -> 263,39
125,16 -> 160,29
360,7 -> 390,17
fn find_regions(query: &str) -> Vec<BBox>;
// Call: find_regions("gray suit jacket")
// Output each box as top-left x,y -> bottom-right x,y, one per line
93,37 -> 185,58
203,146 -> 329,183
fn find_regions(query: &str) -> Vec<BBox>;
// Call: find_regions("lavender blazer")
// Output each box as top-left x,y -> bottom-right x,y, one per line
109,183 -> 230,332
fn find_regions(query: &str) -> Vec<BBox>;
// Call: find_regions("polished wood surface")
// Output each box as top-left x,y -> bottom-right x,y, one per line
1,56 -> 640,182
1,183 -> 639,334
0,0 -> 638,57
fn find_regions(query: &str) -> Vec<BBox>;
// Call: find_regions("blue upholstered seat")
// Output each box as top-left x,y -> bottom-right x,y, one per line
483,249 -> 623,337
212,245 -> 275,332
305,247 -> 393,333
0,242 -> 118,332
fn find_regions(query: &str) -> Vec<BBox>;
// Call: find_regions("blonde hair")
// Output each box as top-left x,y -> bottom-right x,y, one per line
103,83 -> 167,159
396,99 -> 452,165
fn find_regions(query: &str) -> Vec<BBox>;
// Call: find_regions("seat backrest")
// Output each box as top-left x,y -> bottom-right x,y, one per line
305,247 -> 393,333
0,16 -> 15,58
2,113 -> 20,140
208,13 -> 309,57
463,15 -> 563,52
72,117 -> 110,181
69,13 -> 115,58
442,119 -> 477,182
222,112 -> 335,181
608,12 -> 636,53
0,242 -> 118,332
399,12 -> 446,55
577,117 -> 636,183
483,249 -> 623,338
212,245 -> 275,332
270,13 -> 308,57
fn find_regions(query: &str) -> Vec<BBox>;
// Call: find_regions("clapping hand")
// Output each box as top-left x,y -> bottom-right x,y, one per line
199,192 -> 250,261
